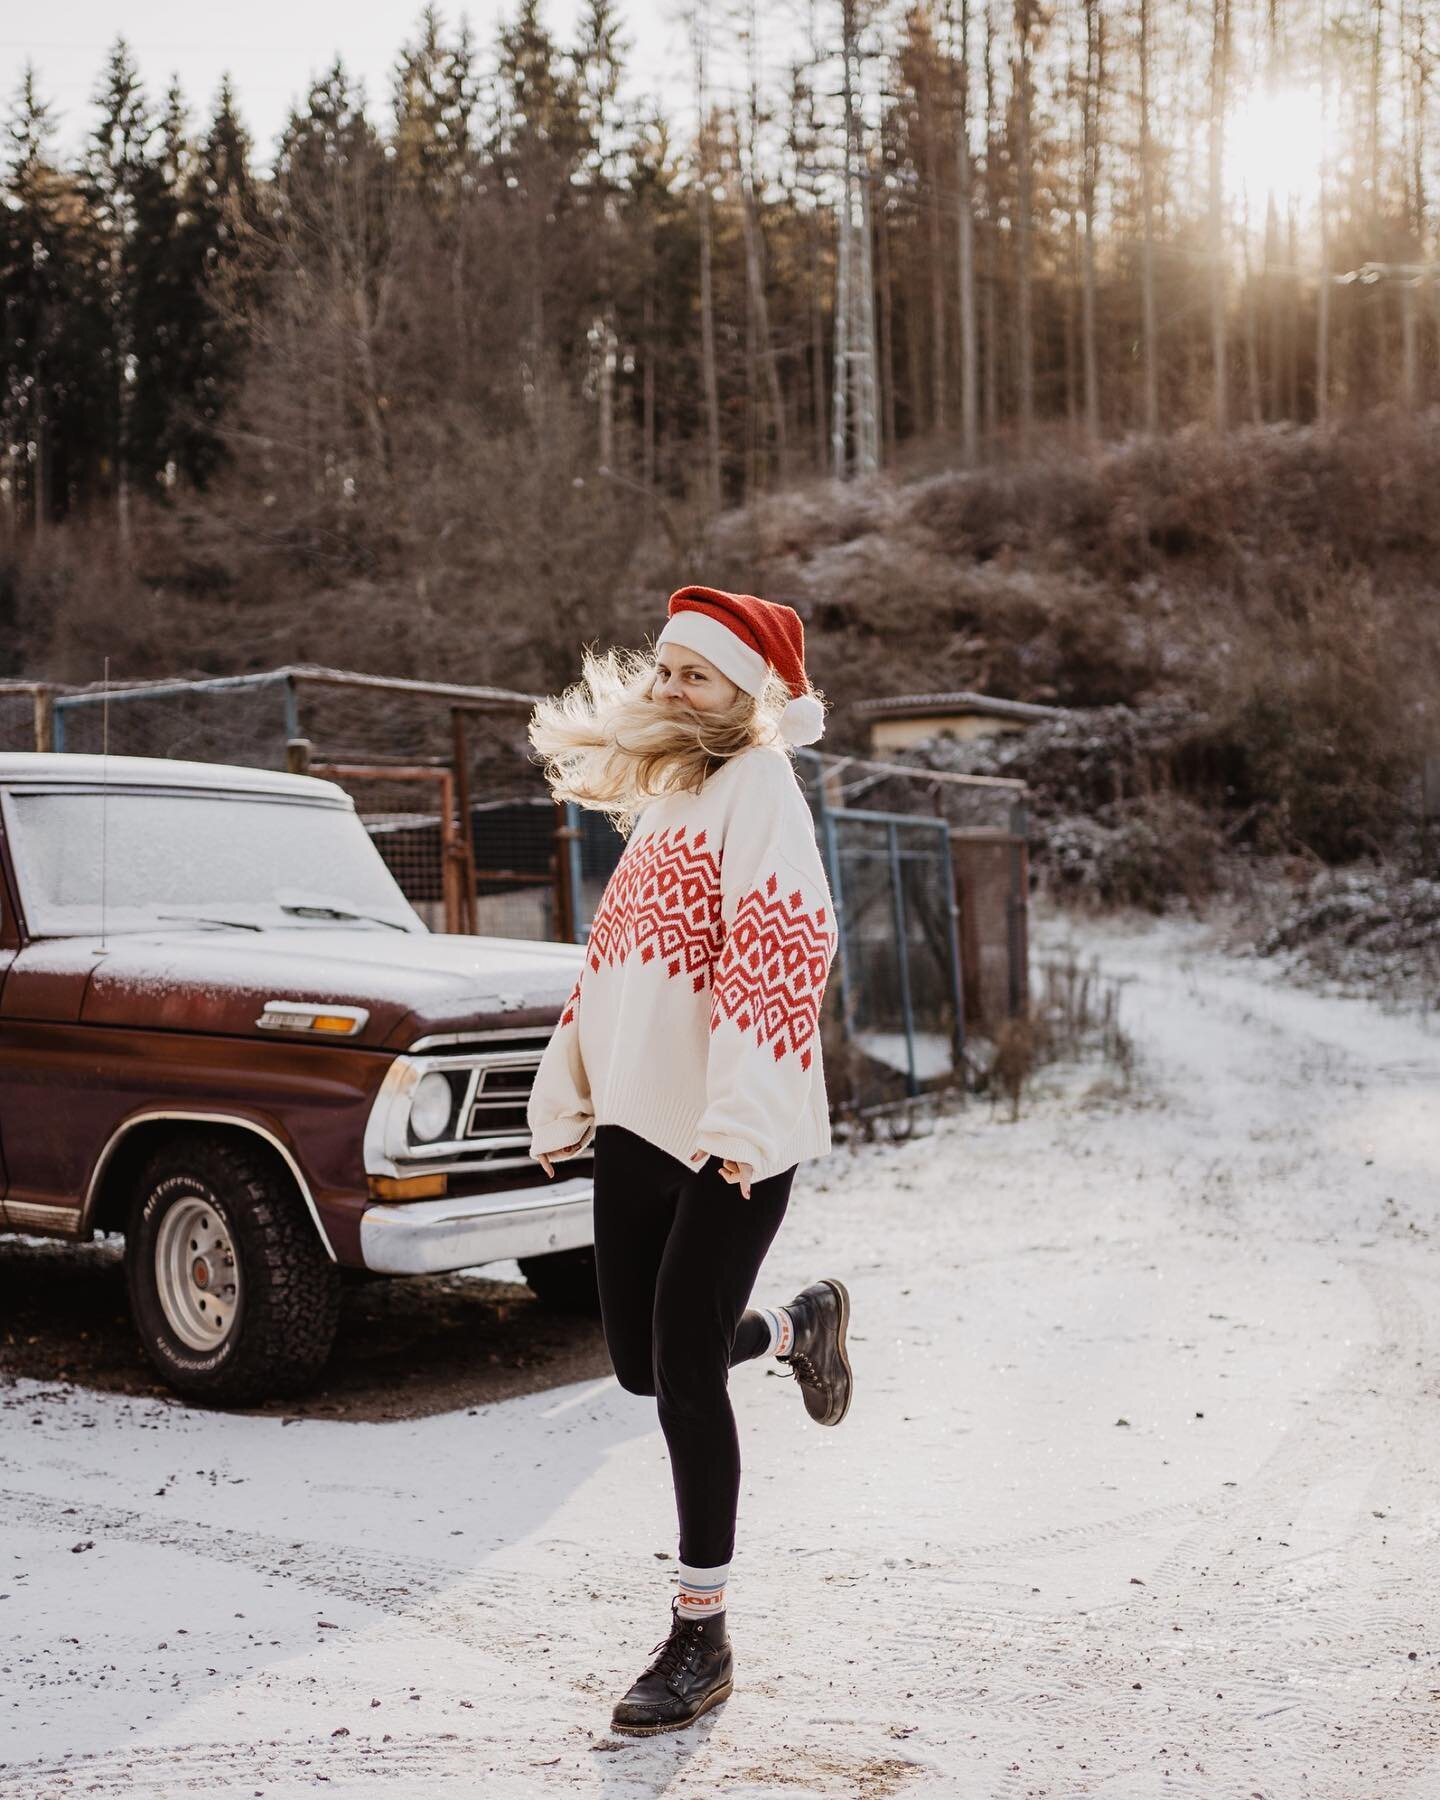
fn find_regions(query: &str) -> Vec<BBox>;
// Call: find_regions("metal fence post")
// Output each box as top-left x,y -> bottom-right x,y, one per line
940,828 -> 967,1069
565,801 -> 586,942
1008,837 -> 1031,1019
809,754 -> 853,1039
887,818 -> 919,1097
282,674 -> 301,751
554,802 -> 583,943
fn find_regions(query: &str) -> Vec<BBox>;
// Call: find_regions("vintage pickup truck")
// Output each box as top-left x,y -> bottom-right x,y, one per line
0,752 -> 593,1404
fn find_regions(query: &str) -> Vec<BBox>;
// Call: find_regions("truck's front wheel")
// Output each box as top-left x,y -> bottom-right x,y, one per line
124,1133 -> 341,1406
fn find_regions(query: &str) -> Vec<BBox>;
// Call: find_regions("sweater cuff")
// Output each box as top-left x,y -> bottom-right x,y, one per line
529,1114 -> 597,1158
692,1129 -> 766,1173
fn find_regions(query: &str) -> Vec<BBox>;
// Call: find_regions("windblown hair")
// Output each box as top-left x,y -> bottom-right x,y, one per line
529,645 -> 804,833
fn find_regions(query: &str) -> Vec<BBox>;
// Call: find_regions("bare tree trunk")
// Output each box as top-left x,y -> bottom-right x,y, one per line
1242,201 -> 1262,423
33,413 -> 48,540
1139,0 -> 1159,432
1080,0 -> 1102,441
877,183 -> 898,456
833,0 -> 877,476
742,177 -> 758,503
1400,0 -> 1424,407
112,238 -> 132,551
1263,193 -> 1280,419
810,218 -> 828,473
642,280 -> 657,507
952,0 -> 979,463
1012,0 -> 1035,449
1317,0 -> 1331,424
1401,278 -> 1418,407
923,59 -> 947,433
598,315 -> 615,468
832,156 -> 851,476
698,173 -> 722,507
1369,0 -> 1385,393
858,160 -> 880,470
1064,207 -> 1079,431
982,0 -> 999,445
738,169 -> 788,481
1207,0 -> 1232,431
689,2 -> 723,506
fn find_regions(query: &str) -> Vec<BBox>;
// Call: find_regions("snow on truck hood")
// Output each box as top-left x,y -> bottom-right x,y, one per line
9,928 -> 583,1048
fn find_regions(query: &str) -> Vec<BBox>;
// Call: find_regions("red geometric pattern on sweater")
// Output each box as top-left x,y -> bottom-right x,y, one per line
559,977 -> 581,1028
709,873 -> 834,1071
583,824 -> 724,993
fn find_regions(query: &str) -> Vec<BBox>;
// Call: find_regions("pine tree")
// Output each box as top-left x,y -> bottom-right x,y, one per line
0,65 -> 90,531
83,38 -> 155,543
394,7 -> 472,203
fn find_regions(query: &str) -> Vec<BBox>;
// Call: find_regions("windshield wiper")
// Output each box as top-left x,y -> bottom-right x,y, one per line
154,913 -> 264,932
278,903 -> 410,932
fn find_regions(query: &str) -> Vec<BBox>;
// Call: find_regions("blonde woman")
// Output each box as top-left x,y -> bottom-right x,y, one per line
526,585 -> 853,1736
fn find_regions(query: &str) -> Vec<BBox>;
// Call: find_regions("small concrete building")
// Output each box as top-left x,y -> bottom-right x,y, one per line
851,690 -> 1067,754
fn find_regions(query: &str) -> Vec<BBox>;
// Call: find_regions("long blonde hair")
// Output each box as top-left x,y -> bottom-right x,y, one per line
529,645 -> 802,833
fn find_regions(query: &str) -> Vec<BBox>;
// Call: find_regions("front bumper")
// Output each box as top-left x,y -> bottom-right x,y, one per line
358,1175 -> 594,1276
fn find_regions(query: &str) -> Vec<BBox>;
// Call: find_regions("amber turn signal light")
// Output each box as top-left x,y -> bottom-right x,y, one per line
368,1173 -> 449,1201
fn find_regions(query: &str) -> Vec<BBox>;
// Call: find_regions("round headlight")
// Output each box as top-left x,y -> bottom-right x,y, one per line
409,1071 -> 455,1143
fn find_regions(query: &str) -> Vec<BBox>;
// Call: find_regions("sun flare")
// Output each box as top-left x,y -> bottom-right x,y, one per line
1225,85 -> 1329,213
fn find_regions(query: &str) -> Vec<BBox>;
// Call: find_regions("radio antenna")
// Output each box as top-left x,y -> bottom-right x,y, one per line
100,656 -> 110,951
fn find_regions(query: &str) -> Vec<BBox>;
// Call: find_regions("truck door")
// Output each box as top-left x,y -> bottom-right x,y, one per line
0,820 -> 16,1214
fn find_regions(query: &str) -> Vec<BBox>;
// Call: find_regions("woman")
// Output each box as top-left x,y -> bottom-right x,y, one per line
526,584 -> 853,1737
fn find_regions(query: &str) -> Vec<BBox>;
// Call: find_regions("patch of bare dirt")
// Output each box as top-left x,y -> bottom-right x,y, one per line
0,1234 -> 610,1421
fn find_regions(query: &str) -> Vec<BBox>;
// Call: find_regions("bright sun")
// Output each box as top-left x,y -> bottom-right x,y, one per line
1225,85 -> 1329,214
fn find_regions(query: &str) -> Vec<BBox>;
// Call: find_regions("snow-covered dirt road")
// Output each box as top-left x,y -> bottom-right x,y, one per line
3,911 -> 1438,1799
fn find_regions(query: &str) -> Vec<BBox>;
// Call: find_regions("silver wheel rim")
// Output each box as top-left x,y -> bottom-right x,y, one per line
154,1194 -> 241,1351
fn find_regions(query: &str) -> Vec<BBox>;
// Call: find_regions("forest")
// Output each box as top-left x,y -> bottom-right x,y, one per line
0,2 -> 1437,913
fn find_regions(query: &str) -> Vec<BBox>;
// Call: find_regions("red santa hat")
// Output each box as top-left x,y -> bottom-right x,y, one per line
656,585 -> 826,746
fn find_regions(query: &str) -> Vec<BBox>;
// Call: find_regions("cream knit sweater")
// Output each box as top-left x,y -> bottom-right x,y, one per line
527,744 -> 838,1180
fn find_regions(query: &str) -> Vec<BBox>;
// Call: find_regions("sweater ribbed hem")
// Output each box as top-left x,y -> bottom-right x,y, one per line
595,1071 -> 830,1181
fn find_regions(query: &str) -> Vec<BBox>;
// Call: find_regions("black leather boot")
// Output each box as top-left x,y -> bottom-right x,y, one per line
778,1277 -> 853,1426
610,1602 -> 734,1736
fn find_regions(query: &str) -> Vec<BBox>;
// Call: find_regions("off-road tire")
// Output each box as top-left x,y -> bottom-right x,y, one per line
124,1132 -> 342,1406
518,1244 -> 601,1314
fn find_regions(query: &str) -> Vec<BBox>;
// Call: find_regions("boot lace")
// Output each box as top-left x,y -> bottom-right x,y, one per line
780,1350 -> 824,1391
642,1616 -> 703,1682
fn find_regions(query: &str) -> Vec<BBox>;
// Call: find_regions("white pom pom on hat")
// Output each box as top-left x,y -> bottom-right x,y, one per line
779,691 -> 826,746
655,584 -> 826,745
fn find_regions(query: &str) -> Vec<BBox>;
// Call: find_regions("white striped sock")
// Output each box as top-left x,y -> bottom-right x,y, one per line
676,1560 -> 729,1618
757,1305 -> 795,1356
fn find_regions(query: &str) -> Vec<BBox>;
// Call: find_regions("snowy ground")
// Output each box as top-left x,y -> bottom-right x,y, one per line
3,909 -> 1439,1799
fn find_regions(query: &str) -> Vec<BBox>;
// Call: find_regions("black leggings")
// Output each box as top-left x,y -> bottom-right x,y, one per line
590,1124 -> 796,1569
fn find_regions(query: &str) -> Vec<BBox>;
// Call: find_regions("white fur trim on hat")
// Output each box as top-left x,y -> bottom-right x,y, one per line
779,691 -> 825,746
656,613 -> 769,698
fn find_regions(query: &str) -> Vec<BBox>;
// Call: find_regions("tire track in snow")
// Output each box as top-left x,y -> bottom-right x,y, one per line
0,1486 -> 541,1643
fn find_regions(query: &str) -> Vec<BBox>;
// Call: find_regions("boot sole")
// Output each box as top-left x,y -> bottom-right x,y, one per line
610,1678 -> 734,1736
818,1277 -> 853,1427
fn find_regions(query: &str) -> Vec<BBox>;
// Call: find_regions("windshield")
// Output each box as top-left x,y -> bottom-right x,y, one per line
4,787 -> 425,938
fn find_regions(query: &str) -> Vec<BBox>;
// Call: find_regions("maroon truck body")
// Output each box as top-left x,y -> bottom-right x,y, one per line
0,753 -> 593,1402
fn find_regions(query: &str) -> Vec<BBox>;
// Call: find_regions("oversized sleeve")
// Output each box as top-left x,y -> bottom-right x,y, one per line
527,977 -> 597,1159
694,754 -> 839,1178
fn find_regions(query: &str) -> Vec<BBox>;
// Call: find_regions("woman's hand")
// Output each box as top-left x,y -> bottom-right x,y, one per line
536,1138 -> 587,1178
717,1158 -> 754,1199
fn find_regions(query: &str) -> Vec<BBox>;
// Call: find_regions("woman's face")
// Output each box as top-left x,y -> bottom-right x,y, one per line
651,646 -> 742,715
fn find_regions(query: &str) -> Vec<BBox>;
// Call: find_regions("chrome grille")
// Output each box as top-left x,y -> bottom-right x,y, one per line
463,1053 -> 542,1142
397,1027 -> 584,1177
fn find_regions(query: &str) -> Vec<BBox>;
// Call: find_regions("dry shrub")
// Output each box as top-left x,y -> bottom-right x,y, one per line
1046,792 -> 1224,912
969,948 -> 1135,1119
